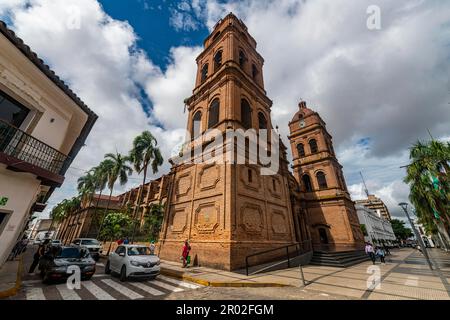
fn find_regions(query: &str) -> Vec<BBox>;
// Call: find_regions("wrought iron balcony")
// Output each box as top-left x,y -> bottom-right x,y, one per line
0,119 -> 68,185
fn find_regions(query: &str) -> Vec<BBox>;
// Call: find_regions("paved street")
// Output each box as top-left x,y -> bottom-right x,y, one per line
9,246 -> 204,301
4,246 -> 450,300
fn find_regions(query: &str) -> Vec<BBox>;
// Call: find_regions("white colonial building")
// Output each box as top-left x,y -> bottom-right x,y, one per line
0,21 -> 97,266
356,204 -> 396,244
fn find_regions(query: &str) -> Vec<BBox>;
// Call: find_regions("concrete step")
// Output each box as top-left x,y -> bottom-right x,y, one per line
310,250 -> 370,267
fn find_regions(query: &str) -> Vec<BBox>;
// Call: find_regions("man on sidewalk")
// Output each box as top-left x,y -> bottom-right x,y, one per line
365,242 -> 376,264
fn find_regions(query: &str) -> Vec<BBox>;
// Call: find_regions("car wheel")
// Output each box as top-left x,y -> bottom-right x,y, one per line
83,275 -> 93,281
105,261 -> 111,274
120,265 -> 127,282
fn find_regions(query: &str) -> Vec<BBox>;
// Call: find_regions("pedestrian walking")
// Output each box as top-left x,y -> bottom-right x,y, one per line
383,244 -> 390,256
28,239 -> 50,273
181,240 -> 191,268
365,242 -> 376,265
376,247 -> 386,264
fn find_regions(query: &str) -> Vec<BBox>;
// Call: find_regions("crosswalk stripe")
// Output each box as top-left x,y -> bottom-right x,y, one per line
92,274 -> 107,278
83,281 -> 116,300
101,279 -> 144,300
26,287 -> 46,300
56,284 -> 81,300
151,280 -> 184,292
128,282 -> 165,296
96,263 -> 105,267
158,275 -> 200,289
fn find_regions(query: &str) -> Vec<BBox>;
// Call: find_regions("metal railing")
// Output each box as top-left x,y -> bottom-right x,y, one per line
0,119 -> 67,175
245,240 -> 312,276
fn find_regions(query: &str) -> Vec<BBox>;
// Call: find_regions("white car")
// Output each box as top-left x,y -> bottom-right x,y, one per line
105,245 -> 160,282
72,238 -> 102,261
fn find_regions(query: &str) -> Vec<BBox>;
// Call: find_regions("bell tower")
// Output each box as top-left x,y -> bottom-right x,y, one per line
159,13 -> 297,270
288,101 -> 364,251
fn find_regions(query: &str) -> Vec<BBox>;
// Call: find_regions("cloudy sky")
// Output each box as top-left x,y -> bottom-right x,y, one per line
1,0 -> 449,222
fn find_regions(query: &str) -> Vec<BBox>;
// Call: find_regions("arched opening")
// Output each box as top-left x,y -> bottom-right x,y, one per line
239,50 -> 247,69
302,174 -> 313,192
214,50 -> 223,72
318,228 -> 329,244
201,64 -> 208,83
252,64 -> 258,80
191,111 -> 202,139
258,112 -> 267,130
208,98 -> 220,128
316,171 -> 328,190
309,139 -> 318,154
241,99 -> 252,129
297,143 -> 305,157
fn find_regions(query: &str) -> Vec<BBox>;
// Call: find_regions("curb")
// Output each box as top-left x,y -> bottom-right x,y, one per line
0,256 -> 23,299
160,267 -> 290,288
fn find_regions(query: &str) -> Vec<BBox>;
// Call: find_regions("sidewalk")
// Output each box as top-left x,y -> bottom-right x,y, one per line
161,248 -> 450,299
0,256 -> 23,298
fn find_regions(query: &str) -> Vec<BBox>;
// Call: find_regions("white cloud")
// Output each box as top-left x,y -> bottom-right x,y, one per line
0,0 -> 199,218
186,0 -> 450,218
2,0 -> 449,223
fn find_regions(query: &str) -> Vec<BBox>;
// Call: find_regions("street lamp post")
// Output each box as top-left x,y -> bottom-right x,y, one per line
398,202 -> 434,270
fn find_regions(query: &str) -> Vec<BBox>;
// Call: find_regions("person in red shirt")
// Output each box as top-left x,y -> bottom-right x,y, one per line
181,240 -> 191,268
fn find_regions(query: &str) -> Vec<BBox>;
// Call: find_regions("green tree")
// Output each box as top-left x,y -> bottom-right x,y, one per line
87,160 -> 113,237
142,204 -> 165,242
97,153 -> 133,238
99,211 -> 132,255
404,139 -> 450,245
391,219 -> 414,240
129,131 -> 164,242
360,224 -> 368,237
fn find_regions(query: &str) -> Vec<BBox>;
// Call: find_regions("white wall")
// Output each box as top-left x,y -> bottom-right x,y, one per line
0,165 -> 40,265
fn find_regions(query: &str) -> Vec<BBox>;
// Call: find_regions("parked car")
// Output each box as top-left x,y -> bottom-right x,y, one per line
51,240 -> 62,247
38,246 -> 96,283
72,238 -> 102,261
105,245 -> 160,282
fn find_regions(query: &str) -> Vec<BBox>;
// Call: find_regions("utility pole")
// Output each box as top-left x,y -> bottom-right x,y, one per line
398,202 -> 434,270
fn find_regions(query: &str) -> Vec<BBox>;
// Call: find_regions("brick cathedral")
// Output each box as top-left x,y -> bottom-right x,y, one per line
156,13 -> 365,270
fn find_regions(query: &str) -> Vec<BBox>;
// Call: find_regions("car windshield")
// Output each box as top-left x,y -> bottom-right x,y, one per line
56,248 -> 88,259
81,239 -> 99,246
127,247 -> 151,256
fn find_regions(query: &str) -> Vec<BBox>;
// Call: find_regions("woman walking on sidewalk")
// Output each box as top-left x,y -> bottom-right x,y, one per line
376,247 -> 386,264
181,240 -> 191,268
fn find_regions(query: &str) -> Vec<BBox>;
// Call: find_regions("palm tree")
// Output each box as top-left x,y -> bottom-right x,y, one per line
96,152 -> 133,238
129,131 -> 164,241
87,160 -> 113,237
57,196 -> 82,244
405,139 -> 450,248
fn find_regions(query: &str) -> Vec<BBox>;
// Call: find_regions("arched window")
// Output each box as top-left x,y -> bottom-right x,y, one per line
208,99 -> 220,128
309,139 -> 318,154
252,64 -> 258,80
302,174 -> 313,192
297,143 -> 305,157
191,111 -> 202,138
316,171 -> 328,190
239,50 -> 247,69
241,99 -> 252,129
201,64 -> 208,83
214,50 -> 222,72
258,112 -> 267,130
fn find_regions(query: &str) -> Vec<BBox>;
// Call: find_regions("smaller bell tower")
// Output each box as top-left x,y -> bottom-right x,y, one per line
288,101 -> 364,252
